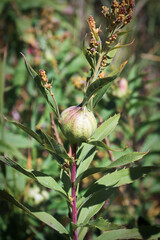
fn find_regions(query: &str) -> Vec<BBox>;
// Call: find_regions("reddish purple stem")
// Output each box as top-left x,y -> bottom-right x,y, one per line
71,144 -> 78,240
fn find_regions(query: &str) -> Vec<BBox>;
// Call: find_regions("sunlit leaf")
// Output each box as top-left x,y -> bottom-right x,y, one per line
77,189 -> 114,230
82,75 -> 117,106
82,218 -> 123,231
108,151 -> 148,168
85,166 -> 154,197
92,114 -> 120,141
106,43 -> 120,64
87,139 -> 127,152
76,114 -> 120,181
108,40 -> 134,52
96,227 -> 160,240
6,118 -> 43,144
6,118 -> 66,164
92,61 -> 127,107
38,128 -> 72,161
76,151 -> 148,184
0,156 -> 68,199
0,190 -> 69,238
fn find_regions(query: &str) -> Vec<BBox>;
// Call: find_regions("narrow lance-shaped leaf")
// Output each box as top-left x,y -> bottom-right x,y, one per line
106,42 -> 120,65
77,166 -> 154,231
6,118 -> 66,164
116,28 -> 133,36
108,40 -> 134,52
21,53 -> 59,118
108,151 -> 148,168
76,151 -> 148,185
0,190 -> 69,238
92,113 -> 120,141
0,156 -> 68,199
77,189 -> 115,239
81,75 -> 117,106
76,114 -> 120,180
80,218 -> 123,231
96,227 -> 160,240
87,139 -> 127,152
82,35 -> 95,69
5,118 -> 43,145
92,61 -> 128,108
84,166 -> 154,197
38,128 -> 72,161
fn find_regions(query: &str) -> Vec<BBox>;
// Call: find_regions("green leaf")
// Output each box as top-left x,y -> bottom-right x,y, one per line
106,43 -> 120,65
21,53 -> 59,118
85,166 -> 154,197
76,167 -> 112,186
0,190 -> 69,238
7,118 -> 67,164
87,139 -> 127,152
82,35 -> 95,69
78,166 -> 154,231
82,75 -> 117,106
116,29 -> 133,36
107,60 -> 128,77
76,114 -> 120,182
76,144 -> 97,182
96,227 -> 160,240
0,156 -> 68,199
92,61 -> 127,107
76,151 -> 148,184
6,118 -> 43,144
77,189 -> 114,237
38,128 -> 71,161
84,218 -> 123,231
92,82 -> 113,108
78,227 -> 88,240
92,114 -> 120,141
108,151 -> 148,168
108,40 -> 134,52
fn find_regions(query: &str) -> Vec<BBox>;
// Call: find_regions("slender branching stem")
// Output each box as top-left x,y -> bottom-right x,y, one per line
51,92 -> 61,119
71,143 -> 78,240
88,52 -> 104,86
50,112 -> 63,146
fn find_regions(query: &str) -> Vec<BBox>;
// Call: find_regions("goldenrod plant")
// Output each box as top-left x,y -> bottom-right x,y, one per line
0,1 -> 159,239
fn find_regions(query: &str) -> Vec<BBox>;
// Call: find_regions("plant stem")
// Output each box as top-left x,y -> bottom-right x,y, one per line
88,53 -> 104,86
71,143 -> 78,240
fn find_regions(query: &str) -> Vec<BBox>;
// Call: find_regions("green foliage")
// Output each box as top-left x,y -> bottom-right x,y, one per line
96,227 -> 160,240
0,156 -> 67,198
21,53 -> 60,119
0,190 -> 69,238
0,0 -> 160,239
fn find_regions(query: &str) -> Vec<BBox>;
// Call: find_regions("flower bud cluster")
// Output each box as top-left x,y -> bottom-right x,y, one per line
87,16 -> 102,56
39,69 -> 54,95
86,0 -> 134,69
102,0 -> 135,46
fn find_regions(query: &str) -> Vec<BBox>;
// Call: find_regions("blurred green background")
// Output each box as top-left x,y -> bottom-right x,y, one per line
0,0 -> 160,239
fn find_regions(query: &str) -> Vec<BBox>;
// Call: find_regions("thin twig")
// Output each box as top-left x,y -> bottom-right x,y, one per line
50,112 -> 63,146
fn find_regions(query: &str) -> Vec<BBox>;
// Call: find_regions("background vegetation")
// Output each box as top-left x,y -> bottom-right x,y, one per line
0,0 -> 160,239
